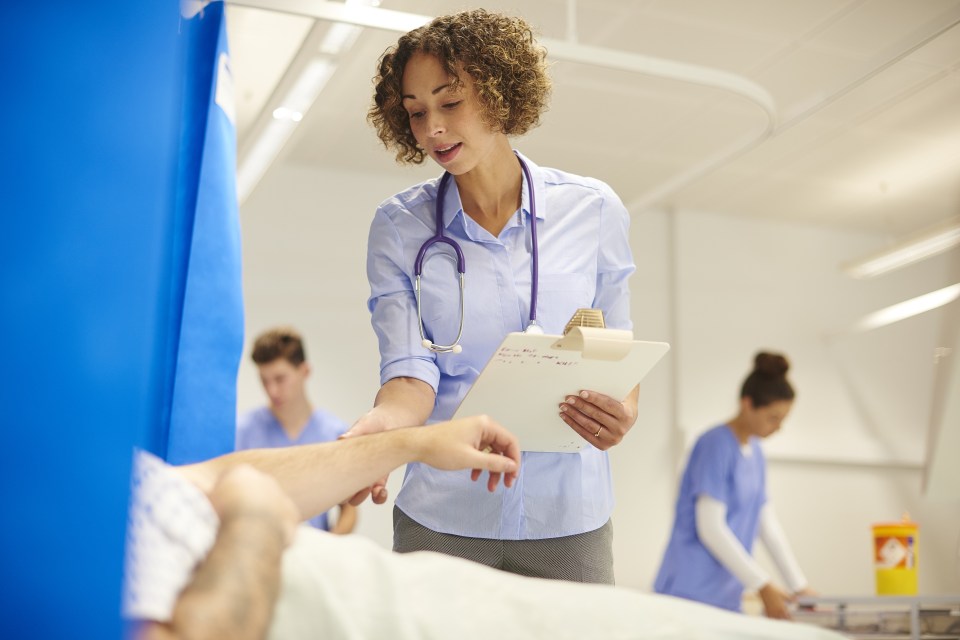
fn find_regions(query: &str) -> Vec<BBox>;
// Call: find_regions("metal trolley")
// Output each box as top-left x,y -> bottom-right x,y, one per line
794,596 -> 960,640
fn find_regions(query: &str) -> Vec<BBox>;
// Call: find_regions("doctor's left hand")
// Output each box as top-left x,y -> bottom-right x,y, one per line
559,384 -> 639,451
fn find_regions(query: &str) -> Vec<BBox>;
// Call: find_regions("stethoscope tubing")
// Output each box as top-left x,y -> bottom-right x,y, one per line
414,153 -> 538,354
520,157 -> 538,326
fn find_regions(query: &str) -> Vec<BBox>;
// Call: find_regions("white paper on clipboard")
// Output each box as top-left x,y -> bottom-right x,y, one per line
453,327 -> 670,452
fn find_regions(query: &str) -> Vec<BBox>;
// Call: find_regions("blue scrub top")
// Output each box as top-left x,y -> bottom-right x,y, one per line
654,424 -> 767,611
366,151 -> 635,540
236,407 -> 348,531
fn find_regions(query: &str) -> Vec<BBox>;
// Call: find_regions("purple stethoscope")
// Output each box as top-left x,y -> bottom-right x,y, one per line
414,154 -> 542,354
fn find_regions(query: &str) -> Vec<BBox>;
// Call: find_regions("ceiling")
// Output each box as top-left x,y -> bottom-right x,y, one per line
224,0 -> 960,238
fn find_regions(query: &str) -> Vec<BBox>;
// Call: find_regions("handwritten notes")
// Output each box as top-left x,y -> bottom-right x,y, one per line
454,331 -> 670,452
492,347 -> 579,367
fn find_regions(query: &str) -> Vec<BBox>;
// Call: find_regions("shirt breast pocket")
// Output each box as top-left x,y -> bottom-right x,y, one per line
536,273 -> 595,333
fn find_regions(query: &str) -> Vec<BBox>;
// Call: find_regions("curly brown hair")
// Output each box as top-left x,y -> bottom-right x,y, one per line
368,9 -> 552,164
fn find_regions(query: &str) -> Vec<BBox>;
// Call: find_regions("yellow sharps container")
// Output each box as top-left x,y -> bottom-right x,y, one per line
872,515 -> 918,596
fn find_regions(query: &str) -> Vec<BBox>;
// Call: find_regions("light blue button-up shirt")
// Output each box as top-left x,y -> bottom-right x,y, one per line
366,151 -> 635,539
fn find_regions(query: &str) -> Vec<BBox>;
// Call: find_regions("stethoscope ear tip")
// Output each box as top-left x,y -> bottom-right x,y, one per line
421,339 -> 433,349
451,344 -> 463,354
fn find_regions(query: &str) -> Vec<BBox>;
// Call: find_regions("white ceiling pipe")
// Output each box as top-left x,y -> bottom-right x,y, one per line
226,0 -> 778,135
227,0 -> 960,213
227,0 -> 775,116
228,0 -> 432,33
626,3 -> 960,212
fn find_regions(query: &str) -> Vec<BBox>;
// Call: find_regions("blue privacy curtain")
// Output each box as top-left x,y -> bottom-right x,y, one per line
163,0 -> 244,465
1,3 -> 182,638
1,1 -> 243,635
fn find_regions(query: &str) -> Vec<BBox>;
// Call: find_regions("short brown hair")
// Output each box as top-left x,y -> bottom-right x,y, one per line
250,327 -> 306,366
368,9 -> 552,164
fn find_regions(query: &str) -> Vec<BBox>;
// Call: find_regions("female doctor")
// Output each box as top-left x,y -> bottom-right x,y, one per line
654,352 -> 815,618
346,9 -> 637,583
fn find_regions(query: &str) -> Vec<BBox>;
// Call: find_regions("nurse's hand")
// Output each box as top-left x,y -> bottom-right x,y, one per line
759,583 -> 793,620
341,412 -> 392,505
558,384 -> 639,451
343,377 -> 436,505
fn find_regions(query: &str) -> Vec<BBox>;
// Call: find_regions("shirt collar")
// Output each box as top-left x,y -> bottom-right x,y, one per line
438,149 -> 547,232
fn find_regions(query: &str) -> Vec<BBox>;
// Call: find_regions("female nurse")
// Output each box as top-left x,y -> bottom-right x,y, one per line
654,351 -> 815,618
347,9 -> 637,584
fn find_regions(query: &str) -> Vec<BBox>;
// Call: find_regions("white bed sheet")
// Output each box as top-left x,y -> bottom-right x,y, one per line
270,526 -> 848,640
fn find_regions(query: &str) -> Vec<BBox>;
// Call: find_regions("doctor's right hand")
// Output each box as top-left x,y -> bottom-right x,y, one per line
341,411 -> 392,506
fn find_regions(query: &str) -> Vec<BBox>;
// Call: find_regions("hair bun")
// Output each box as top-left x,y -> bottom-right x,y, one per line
754,351 -> 789,377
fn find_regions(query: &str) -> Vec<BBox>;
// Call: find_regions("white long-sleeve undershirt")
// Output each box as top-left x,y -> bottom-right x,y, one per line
758,503 -> 808,593
695,495 -> 808,593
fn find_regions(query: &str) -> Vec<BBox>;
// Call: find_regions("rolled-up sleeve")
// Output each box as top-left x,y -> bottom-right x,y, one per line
366,207 -> 441,392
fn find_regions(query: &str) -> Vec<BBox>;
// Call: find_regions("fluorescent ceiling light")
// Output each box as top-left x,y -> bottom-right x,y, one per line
236,118 -> 297,203
235,0 -> 382,204
237,57 -> 334,203
843,217 -> 960,279
853,283 -> 960,333
272,107 -> 302,121
319,22 -> 361,55
277,57 -> 335,115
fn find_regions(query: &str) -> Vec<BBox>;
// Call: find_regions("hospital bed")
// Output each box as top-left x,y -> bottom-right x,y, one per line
795,595 -> 960,640
266,526 -> 851,639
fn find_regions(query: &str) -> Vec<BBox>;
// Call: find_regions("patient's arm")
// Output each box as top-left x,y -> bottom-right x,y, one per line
134,465 -> 298,640
177,415 -> 520,525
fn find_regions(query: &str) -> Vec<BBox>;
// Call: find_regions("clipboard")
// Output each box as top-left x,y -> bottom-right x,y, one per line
452,324 -> 670,452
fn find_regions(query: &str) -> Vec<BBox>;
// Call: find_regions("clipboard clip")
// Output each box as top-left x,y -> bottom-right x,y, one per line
552,309 -> 634,361
563,308 -> 605,335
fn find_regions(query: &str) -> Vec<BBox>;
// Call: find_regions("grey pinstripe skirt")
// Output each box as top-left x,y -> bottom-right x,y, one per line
393,506 -> 615,584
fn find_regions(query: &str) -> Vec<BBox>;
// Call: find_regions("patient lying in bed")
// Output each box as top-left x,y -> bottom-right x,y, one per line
274,526 -> 846,640
124,418 -> 846,640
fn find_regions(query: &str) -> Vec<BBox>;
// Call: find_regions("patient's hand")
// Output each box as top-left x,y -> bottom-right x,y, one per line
207,464 -> 299,547
414,415 -> 521,492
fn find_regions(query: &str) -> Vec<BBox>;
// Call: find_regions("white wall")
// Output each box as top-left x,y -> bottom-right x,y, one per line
609,209 -> 675,590
238,164 -> 432,547
238,163 -> 960,596
672,210 -> 960,596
